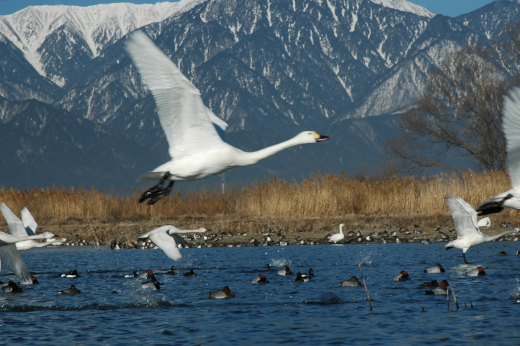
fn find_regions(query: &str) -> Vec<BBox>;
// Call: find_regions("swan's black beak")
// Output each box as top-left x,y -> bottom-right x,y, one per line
316,135 -> 330,142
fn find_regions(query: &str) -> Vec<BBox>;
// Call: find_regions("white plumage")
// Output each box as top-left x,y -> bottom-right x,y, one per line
329,224 -> 345,244
478,87 -> 520,215
445,196 -> 516,263
138,225 -> 206,261
125,31 -> 328,203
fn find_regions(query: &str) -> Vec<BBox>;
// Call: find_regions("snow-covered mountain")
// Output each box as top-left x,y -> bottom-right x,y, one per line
0,0 -> 519,192
0,0 -> 204,86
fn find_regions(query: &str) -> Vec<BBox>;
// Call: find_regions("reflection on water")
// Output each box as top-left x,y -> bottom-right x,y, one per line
0,241 -> 519,344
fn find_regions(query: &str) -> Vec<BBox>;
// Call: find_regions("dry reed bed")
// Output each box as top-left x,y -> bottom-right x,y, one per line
0,171 -> 518,235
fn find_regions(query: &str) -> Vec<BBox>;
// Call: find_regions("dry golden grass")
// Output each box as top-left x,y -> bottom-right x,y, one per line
0,171 -> 518,242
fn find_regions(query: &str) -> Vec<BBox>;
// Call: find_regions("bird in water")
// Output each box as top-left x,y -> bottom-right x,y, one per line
209,286 -> 235,299
295,273 -> 311,282
60,270 -> 80,278
58,285 -> 81,295
339,276 -> 362,287
277,266 -> 293,276
417,280 -> 439,289
183,269 -> 197,277
393,270 -> 410,282
425,280 -> 449,295
2,281 -> 23,293
477,87 -> 520,215
124,31 -> 329,204
250,274 -> 269,284
445,196 -> 516,264
166,266 -> 176,276
466,266 -> 487,276
424,264 -> 445,273
124,270 -> 139,278
329,224 -> 345,244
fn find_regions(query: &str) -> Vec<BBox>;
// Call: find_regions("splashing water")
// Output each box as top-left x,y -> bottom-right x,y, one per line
271,258 -> 292,268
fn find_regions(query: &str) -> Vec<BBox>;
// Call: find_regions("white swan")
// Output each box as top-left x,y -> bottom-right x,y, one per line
329,224 -> 345,243
125,31 -> 329,204
478,87 -> 520,215
0,203 -> 55,283
1,205 -> 65,250
477,217 -> 491,228
138,225 -> 206,261
445,196 -> 516,263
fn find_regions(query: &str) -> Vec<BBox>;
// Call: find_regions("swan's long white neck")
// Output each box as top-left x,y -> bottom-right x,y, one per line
235,135 -> 307,166
339,224 -> 344,234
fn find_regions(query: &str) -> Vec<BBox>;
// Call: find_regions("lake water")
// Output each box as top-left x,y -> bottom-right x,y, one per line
1,241 -> 519,345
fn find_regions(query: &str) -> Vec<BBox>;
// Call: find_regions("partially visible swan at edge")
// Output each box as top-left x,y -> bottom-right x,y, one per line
445,196 -> 516,263
478,87 -> 520,215
125,31 -> 329,204
5,205 -> 65,250
138,225 -> 206,261
329,224 -> 345,244
0,203 -> 55,283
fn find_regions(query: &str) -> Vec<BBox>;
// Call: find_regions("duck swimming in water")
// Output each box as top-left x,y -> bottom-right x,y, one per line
393,270 -> 410,282
425,280 -> 449,295
424,264 -> 445,273
339,276 -> 362,287
183,269 -> 197,277
166,266 -> 176,275
295,273 -> 311,282
417,280 -> 439,289
124,270 -> 139,278
58,285 -> 81,295
277,266 -> 293,276
209,286 -> 235,299
251,274 -> 269,284
3,281 -> 23,293
466,266 -> 487,276
60,270 -> 80,278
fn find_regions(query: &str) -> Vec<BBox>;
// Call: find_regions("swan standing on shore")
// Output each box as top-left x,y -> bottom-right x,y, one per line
138,225 -> 206,261
329,224 -> 345,244
477,87 -> 520,215
125,31 -> 329,204
445,196 -> 516,263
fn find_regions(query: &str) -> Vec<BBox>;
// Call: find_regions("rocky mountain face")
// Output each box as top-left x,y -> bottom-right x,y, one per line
0,0 -> 519,192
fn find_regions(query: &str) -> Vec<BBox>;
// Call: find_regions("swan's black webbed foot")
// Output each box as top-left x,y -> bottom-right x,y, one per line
139,172 -> 174,204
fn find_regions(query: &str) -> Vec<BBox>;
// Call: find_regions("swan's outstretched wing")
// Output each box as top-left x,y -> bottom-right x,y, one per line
125,31 -> 228,160
0,203 -> 27,237
445,196 -> 482,237
21,207 -> 37,236
504,87 -> 520,188
0,244 -> 31,283
148,231 -> 182,261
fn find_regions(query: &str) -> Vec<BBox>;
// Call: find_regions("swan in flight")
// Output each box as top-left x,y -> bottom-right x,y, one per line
0,203 -> 55,283
329,224 -> 345,243
138,225 -> 206,261
445,196 -> 516,263
0,204 -> 65,251
477,87 -> 520,215
125,31 -> 329,204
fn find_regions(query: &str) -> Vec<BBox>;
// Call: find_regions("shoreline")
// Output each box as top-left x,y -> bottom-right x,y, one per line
21,216 -> 518,249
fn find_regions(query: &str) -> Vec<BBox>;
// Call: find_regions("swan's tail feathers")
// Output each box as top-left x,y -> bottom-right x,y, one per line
138,171 -> 167,181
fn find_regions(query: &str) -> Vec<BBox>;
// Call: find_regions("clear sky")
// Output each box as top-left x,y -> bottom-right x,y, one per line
0,0 -> 499,17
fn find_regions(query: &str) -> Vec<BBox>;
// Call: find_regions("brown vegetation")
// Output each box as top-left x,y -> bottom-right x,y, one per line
0,171 -> 518,244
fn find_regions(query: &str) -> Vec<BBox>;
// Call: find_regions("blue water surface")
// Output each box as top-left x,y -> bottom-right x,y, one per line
1,241 -> 519,345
